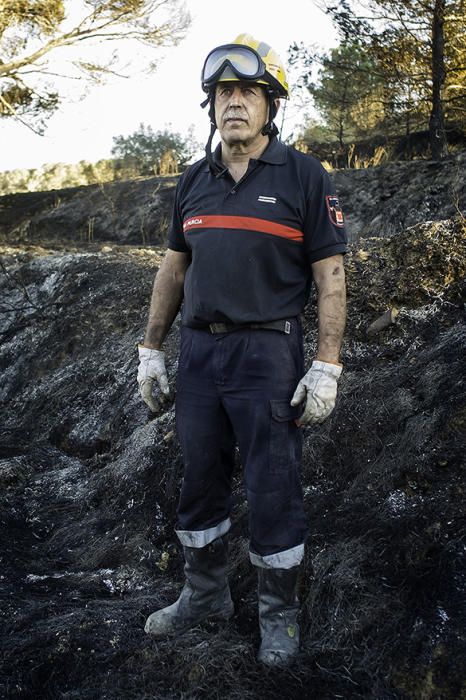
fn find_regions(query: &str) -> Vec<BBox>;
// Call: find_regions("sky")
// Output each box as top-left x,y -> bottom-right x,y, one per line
0,0 -> 339,172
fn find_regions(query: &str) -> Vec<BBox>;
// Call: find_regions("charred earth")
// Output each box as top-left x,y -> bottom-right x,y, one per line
0,152 -> 464,246
0,168 -> 465,699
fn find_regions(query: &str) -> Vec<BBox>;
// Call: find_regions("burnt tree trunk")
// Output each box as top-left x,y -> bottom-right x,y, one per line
405,84 -> 411,137
338,74 -> 349,150
429,0 -> 448,160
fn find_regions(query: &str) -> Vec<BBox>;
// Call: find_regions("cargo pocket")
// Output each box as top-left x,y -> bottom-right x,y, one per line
269,400 -> 301,474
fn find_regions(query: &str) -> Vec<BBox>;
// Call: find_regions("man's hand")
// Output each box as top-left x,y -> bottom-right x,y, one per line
137,346 -> 170,412
290,360 -> 342,425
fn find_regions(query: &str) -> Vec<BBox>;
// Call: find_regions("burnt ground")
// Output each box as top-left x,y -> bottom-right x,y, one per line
0,151 -> 464,246
0,218 -> 465,699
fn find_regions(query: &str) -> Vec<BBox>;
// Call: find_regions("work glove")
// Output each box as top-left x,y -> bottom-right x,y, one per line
137,345 -> 170,412
290,360 -> 342,425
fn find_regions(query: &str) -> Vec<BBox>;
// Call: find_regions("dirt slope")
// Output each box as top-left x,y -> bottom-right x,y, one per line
0,217 -> 465,699
0,177 -> 177,247
0,152 -> 464,245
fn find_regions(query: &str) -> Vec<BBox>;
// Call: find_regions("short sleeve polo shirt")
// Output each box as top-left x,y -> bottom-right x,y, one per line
168,138 -> 347,327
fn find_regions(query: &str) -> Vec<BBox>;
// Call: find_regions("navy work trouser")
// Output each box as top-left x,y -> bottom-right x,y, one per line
174,318 -> 308,569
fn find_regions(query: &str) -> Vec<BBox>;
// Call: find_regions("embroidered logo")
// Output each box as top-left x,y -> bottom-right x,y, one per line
326,195 -> 345,227
258,195 -> 277,204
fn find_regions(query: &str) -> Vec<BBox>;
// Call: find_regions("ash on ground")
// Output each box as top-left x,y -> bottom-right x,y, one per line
0,216 -> 465,699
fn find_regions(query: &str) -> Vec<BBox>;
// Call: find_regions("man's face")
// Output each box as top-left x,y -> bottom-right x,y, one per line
214,81 -> 269,147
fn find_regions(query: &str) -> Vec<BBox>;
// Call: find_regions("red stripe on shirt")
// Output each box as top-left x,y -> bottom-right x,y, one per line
183,215 -> 303,242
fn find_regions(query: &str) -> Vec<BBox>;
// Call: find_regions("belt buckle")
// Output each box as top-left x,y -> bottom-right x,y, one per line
284,321 -> 291,334
209,323 -> 227,333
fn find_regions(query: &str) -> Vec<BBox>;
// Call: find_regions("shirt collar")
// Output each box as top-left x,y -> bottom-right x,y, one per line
203,136 -> 287,172
257,137 -> 287,164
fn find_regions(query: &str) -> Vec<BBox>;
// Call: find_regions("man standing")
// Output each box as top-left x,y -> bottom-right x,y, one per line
138,34 -> 347,666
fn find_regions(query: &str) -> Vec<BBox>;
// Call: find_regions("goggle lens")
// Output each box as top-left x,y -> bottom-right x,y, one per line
202,45 -> 264,84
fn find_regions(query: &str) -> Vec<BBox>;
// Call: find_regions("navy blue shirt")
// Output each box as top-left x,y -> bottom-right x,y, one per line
168,138 -> 347,327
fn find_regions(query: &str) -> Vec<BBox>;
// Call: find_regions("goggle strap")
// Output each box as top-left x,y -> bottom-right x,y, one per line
263,74 -> 287,98
202,73 -> 287,99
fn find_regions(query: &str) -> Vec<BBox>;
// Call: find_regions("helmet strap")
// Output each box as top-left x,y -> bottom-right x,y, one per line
261,90 -> 279,137
202,91 -> 228,178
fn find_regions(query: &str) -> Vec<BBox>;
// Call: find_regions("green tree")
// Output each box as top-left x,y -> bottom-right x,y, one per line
0,1 -> 190,132
290,43 -> 385,147
111,123 -> 199,176
320,0 -> 465,159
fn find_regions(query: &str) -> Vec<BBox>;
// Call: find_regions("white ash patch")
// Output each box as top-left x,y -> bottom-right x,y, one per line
399,305 -> 441,322
386,489 -> 409,515
40,270 -> 61,295
25,566 -> 148,595
100,567 -> 146,594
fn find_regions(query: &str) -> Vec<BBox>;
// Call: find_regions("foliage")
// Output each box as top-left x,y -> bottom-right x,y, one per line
0,0 -> 190,132
291,43 -> 385,147
111,123 -> 199,176
0,158 -> 113,194
297,118 -> 335,144
290,0 -> 465,159
0,122 -> 201,193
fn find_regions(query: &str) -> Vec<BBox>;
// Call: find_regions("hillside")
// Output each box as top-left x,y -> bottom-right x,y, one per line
0,152 -> 464,245
0,197 -> 465,697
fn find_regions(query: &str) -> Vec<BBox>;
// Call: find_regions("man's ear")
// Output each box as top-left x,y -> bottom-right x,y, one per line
274,98 -> 281,113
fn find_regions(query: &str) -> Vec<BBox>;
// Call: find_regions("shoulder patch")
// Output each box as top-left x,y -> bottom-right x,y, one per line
326,195 -> 345,227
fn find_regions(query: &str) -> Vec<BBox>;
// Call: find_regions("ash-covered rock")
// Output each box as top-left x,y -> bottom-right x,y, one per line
0,218 -> 465,699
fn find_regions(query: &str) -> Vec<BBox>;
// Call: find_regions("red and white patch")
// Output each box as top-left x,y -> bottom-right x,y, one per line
326,195 -> 345,227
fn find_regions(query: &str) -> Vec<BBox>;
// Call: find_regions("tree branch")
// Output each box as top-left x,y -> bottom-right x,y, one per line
0,93 -> 44,135
0,2 -> 181,79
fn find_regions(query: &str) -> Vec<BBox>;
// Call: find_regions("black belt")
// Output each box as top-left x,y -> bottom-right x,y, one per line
208,319 -> 291,334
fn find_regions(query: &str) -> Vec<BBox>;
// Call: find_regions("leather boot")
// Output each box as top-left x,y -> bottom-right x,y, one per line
144,536 -> 234,637
257,566 -> 300,666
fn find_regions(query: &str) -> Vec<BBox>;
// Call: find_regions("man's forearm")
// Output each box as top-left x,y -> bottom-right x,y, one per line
143,251 -> 189,349
312,255 -> 347,365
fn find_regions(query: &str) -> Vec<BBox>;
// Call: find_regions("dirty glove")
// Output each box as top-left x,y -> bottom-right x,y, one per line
290,360 -> 342,425
137,346 -> 170,412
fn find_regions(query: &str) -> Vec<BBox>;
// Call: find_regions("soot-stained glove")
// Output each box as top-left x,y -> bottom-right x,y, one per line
290,360 -> 342,425
137,345 -> 170,412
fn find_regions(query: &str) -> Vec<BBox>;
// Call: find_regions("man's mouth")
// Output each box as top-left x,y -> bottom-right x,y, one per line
225,116 -> 247,124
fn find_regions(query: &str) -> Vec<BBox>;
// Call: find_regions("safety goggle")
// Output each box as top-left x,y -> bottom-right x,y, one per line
201,44 -> 266,88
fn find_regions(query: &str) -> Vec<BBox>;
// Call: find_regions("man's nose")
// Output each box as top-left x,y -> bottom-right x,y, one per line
227,86 -> 244,105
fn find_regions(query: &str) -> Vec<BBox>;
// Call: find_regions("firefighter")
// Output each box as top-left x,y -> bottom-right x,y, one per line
138,34 -> 347,666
